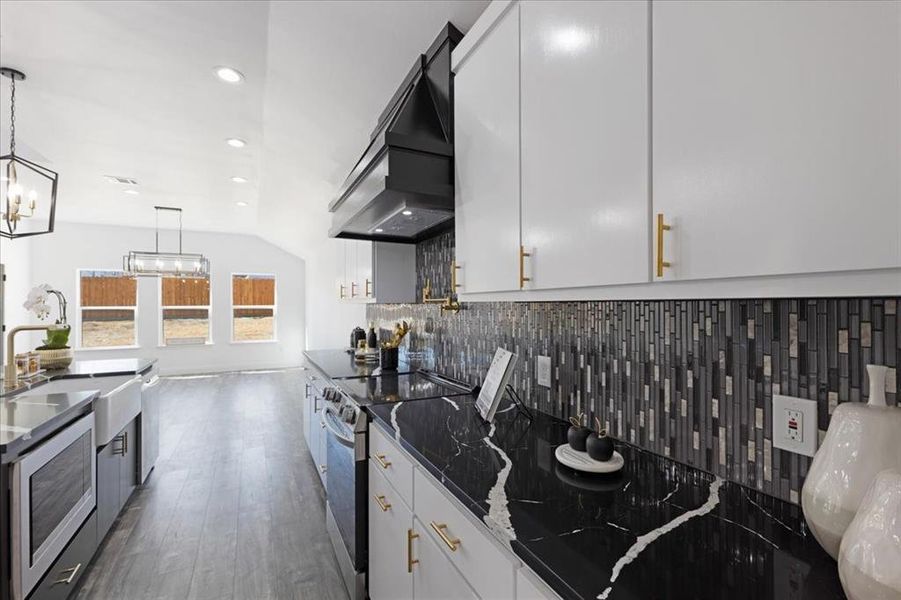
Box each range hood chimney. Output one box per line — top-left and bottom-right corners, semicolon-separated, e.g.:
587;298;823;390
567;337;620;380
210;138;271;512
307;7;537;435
329;23;463;243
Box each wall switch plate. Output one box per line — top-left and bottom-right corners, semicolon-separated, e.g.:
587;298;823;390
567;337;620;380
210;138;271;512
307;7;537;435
537;355;551;388
773;394;818;457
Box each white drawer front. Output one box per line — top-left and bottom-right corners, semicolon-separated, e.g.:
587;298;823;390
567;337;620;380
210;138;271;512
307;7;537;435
370;423;415;508
517;567;560;600
414;469;517;600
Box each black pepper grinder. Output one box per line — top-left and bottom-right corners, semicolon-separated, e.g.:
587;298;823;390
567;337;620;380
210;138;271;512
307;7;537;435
367;323;377;349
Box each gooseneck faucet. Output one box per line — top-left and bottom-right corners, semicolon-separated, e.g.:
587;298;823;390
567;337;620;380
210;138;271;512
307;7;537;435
4;325;51;389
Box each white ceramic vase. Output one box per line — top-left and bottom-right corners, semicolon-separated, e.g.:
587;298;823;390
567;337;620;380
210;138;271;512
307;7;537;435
801;366;901;559
838;469;901;600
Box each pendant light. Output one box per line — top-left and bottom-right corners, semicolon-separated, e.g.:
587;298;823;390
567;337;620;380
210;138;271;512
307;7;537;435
123;206;210;278
0;67;59;239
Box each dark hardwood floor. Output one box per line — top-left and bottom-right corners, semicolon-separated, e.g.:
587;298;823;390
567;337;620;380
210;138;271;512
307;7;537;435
76;369;348;600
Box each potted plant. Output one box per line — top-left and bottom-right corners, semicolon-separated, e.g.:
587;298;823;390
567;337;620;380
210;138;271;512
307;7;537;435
24;284;73;370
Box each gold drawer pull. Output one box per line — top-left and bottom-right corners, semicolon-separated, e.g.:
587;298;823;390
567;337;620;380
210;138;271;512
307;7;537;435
365;278;372;297
375;454;391;469
374;494;391;512
339;284;346;299
319;465;327;474
519;245;531;289
429;521;461;552
656;213;672;278
54;563;81;585
407;529;420;573
351;281;358;298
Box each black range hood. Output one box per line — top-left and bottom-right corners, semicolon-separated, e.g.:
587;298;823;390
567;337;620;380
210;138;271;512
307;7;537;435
329;24;463;243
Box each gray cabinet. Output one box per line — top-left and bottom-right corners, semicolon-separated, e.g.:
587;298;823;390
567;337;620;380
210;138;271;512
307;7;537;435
96;418;138;542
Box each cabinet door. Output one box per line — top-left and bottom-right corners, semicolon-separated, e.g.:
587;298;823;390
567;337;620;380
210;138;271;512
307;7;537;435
119;419;138;504
653;1;901;281
356;241;374;302
309;395;321;471
454;2;521;293
96;442;120;541
335;240;348;300
520;0;650;289
302;380;312;448
411;517;479;600
369;463;413;600
316;407;328;488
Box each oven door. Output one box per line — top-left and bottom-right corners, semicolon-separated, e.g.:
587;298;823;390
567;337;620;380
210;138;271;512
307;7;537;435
11;412;96;600
323;404;366;571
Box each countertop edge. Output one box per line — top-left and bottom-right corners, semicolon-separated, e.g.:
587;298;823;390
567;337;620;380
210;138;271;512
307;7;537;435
0;390;98;460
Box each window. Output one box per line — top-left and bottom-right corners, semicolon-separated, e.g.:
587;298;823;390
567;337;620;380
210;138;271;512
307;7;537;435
160;277;211;345
232;274;276;342
78;270;137;348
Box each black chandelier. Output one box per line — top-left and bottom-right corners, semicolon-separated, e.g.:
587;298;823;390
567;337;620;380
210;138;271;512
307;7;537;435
1;67;58;239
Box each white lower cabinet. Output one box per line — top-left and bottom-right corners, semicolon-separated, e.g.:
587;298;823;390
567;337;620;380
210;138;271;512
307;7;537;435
368;425;525;600
369;462;414;600
516;567;561;600
412;516;480;600
414;469;517;600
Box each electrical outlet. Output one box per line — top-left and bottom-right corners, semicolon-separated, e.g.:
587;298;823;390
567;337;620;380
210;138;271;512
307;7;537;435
773;394;818;457
537;355;551;388
786;409;803;442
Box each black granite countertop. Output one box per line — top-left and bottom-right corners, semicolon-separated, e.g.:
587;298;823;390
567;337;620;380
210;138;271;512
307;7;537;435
367;396;844;600
303;349;425;380
1;357;156;397
1;391;98;459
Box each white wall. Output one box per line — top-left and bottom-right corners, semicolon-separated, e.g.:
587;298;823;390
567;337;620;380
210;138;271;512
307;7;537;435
3;223;305;375
0;236;33;367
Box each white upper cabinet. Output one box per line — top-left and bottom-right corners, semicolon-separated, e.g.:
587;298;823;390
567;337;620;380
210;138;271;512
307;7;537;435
520;0;650;289
453;2;521;293
653;0;901;281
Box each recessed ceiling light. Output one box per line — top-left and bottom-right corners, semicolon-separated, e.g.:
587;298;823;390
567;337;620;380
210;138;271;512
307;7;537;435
236;201;248;207
375;228;384;233
402;210;413;216
231;176;248;183
226;137;246;148
123;189;140;195
215;66;244;84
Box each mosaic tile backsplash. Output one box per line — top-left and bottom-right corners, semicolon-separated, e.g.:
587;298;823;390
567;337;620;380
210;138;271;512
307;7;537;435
368;235;900;503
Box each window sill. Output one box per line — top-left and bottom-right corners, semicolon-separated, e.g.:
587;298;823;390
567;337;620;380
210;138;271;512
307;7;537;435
77;345;140;352
229;339;278;345
157;341;215;348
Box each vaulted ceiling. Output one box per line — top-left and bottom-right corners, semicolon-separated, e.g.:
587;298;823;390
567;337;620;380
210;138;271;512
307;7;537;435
0;0;488;258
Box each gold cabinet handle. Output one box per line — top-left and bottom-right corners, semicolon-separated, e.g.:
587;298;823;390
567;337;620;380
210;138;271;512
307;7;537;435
319;465;327;473
373;494;391;512
451;260;461;289
519;245;531;289
365;278;372;297
123;431;128;455
407;529;420;573
429;521;461;552
53;563;81;585
375;453;391;469
656;213;672;278
351;281;358;298
339;284;346;299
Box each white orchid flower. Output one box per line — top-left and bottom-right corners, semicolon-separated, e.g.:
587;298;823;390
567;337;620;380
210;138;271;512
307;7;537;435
24;284;53;320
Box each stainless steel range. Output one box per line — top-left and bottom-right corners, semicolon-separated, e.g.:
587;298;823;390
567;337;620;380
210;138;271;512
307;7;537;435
304;353;472;600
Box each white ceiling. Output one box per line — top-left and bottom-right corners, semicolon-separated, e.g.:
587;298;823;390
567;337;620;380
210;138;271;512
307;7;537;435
0;0;488;258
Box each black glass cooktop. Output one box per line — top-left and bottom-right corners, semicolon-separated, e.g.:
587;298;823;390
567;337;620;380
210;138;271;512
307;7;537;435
303;349;421;379
337;372;472;406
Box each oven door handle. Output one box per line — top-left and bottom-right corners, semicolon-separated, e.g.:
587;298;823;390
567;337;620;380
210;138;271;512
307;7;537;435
322;405;355;449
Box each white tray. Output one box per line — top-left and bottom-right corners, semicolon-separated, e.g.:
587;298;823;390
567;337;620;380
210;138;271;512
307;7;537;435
555;444;624;474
